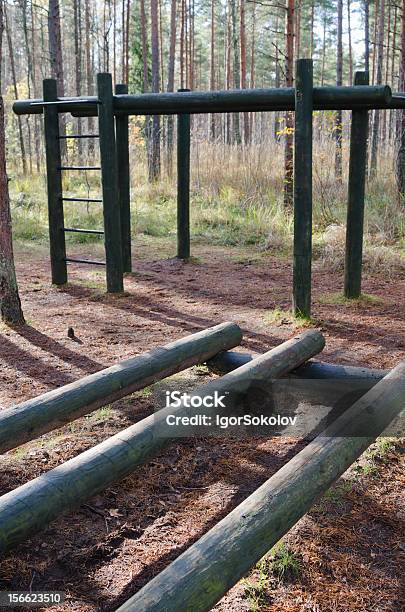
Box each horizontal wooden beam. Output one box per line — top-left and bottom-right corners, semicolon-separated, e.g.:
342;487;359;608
206;351;387;381
0;322;242;454
12;85;395;118
117;359;405;612
0;330;325;553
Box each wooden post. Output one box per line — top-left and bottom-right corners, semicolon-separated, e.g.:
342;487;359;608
177;89;191;259
43;79;67;285
0;322;242;454
344;72;369;298
97;73;124;292
0;330;324;553
293;59;313;318
117;359;405;612
115;83;132;273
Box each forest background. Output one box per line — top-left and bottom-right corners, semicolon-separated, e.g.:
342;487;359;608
2;0;405;275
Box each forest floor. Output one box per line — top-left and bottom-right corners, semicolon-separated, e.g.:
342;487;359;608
0;236;404;612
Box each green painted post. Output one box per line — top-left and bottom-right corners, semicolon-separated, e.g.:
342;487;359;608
98;73;124;292
293;59;313;319
177;89;191;259
344;72;369;298
115;83;132;273
43;79;67;285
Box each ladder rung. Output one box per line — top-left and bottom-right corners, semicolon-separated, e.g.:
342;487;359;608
62;197;103;203
64;228;104;235
65;257;106;266
58;134;100;139
59;166;101;171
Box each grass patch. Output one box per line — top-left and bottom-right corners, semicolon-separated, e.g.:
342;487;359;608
268;542;301;581
87;406;113;422
263;307;317;328
313;480;354;513
243;561;269;612
318;292;383;307
134;386;154;398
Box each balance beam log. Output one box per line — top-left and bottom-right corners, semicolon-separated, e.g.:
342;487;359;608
207;350;387;381
0;330;324;553
12;85;393;117
117;360;405;612
0;322;242;454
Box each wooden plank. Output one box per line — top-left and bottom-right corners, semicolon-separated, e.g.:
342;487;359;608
0;322;242;454
0;330;325;553
98;73;124;292
115;83;132;273
344;72;369;298
293;59;313;318
177;89;191;259
117;359;405;612
43;79;67;285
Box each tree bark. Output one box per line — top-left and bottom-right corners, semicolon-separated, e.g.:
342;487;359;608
364;0;369;72
369;0;385;178
240;0;249;143
284;0;294;207
335;0;343;180
73;0;83;163
0;2;25;325
231;0;241;144
4;4;26;173
396;0;405;199
166;0;177;172
48;0;66;142
347;0;353;85
150;0;161;180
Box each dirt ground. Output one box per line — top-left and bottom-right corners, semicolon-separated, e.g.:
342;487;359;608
0;237;404;612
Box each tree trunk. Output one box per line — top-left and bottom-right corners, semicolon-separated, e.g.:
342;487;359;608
166;0;177;173
321;11;327;85
369;0;385;178
335;0;343;180
0;3;24;325
74;0;83;164
85;0;94;159
389;4;398;143
364;0;369;72
231;0;241;145
150;0;161;180
210;0;216;140
240;0;249;144
396;0;405;200
48;0;66;142
347;0;353;85
284;0;294;207
4;5;26;173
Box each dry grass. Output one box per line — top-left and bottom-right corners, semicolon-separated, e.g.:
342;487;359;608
8;137;405;273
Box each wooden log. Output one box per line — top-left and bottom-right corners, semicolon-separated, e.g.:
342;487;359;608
293;59;313;318
207;351;387;381
344;72;369;298
117;360;405;612
0;330;324;553
43;79;67;285
12;85;393;117
177;89;191;259
115;84;132;273
98;73;124;292
0;323;242;455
